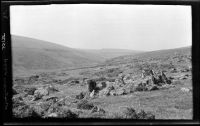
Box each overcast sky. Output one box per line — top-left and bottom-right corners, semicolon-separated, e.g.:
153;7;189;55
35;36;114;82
10;4;191;51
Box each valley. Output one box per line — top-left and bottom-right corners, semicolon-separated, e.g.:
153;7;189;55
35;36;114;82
12;36;192;119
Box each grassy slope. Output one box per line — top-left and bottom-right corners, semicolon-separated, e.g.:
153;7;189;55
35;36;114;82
12;35;141;74
105;46;191;65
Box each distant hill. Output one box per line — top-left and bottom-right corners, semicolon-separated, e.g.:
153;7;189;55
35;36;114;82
105;46;191;65
81;48;143;60
12;35;141;74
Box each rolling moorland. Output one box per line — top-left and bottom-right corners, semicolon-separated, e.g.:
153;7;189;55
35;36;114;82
12;35;142;76
12;35;192;119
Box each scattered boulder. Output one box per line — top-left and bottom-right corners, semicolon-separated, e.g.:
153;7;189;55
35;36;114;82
149;70;171;85
141;71;145;79
56;98;67;107
181;87;192;92
27;75;39;84
98;88;111;97
91;106;98;113
13;88;18;95
71;80;80;84
36;101;52;112
141;69;155;78
170;68;178;73
44;96;58;103
147;85;159;91
116;75;126;85
160;71;171;84
124;79;134;84
33;85;59;101
46;104;60;115
46;85;59;94
46;105;78;118
82;91;91;100
106;81;115;88
68;80;80;86
184;74;190;77
33;88;49;100
47;113;58;118
97;108;106;114
90;90;95;98
35;87;49;96
98;83;115;97
75;92;86;100
87;79;97;93
110;90;116;96
181;69;190;72
30;105;46;117
12;95;25;108
150;74;160;85
95;81;106;91
115;88;126;96
13;104;40;118
123;74;132;83
107;85;115;91
123;84;135;94
54;96;79;108
24;87;37;95
159;84;175;90
91;106;106;114
168;76;174;80
180;74;191;80
179;76;187;80
26;95;35;101
101;81;107;89
135;83;148;91
33;94;44;101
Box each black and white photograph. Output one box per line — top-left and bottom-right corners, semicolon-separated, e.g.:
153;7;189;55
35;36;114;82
10;4;193;119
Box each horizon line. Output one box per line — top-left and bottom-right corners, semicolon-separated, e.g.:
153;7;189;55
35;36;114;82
11;34;191;52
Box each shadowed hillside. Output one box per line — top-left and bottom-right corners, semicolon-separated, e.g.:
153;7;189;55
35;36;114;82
12;35;102;73
12;35;141;74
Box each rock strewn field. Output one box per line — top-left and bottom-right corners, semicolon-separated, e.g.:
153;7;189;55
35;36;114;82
12;46;192;119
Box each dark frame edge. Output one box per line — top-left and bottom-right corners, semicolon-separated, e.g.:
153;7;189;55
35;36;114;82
1;3;13;123
1;0;200;5
192;3;200;123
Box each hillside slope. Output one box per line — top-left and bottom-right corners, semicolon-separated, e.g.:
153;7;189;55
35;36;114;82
12;35;141;74
105;46;191;67
12;35;101;73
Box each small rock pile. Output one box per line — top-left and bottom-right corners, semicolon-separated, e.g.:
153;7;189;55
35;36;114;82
73;69;173;100
33;85;59;101
133;70;172;91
